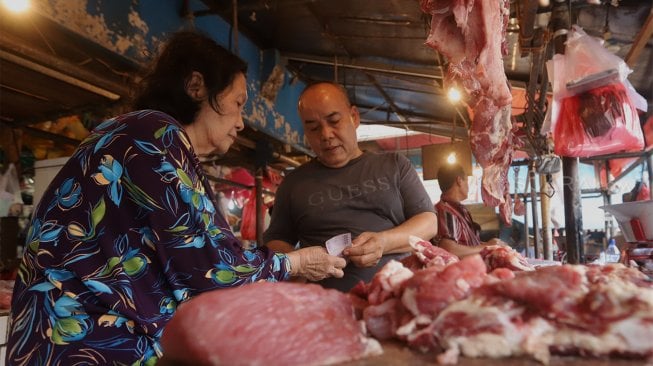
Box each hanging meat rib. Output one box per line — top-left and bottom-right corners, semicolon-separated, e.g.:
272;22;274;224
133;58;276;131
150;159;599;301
422;0;516;224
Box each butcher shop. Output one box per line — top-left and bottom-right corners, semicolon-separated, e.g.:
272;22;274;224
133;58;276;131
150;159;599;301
0;0;652;365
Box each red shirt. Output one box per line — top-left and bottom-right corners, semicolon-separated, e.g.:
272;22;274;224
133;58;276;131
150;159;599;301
434;196;481;247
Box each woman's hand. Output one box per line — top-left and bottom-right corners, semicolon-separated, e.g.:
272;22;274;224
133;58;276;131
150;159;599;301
286;247;346;281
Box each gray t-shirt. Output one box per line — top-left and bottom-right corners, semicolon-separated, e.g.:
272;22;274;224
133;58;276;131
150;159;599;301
264;151;435;292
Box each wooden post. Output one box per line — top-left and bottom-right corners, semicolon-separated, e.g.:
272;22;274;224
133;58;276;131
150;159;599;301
540;174;553;260
529;163;540;258
524;195;531;258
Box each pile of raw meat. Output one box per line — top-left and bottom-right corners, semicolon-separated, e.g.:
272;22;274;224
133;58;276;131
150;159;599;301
350;238;653;364
160;238;652;365
421;0;517;225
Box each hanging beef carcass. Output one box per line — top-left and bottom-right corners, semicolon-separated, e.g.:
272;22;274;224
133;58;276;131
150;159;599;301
421;0;516;224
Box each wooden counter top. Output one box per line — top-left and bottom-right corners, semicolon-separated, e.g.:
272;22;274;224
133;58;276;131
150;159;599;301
339;341;648;366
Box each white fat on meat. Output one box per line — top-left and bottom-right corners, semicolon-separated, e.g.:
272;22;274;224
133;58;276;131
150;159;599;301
433;297;555;364
380;260;414;291
609;317;653;354
359;334;384;358
551;317;653;357
480;245;534;272
407;236;459;269
549;279;653;356
401;287;421;317
432;265;653;363
366;260;414;305
455;278;471;292
395;314;432;338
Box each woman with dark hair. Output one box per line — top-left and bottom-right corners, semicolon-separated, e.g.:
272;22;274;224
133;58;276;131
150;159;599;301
6;31;345;365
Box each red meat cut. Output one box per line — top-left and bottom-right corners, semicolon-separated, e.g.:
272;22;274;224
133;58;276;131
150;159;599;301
480;245;534;272
433;264;653;363
161;282;382;366
404;236;459;271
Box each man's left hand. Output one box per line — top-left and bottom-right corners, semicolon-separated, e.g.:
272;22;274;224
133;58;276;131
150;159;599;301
343;232;386;267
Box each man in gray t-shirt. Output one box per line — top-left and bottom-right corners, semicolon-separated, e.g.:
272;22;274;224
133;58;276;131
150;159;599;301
263;82;437;292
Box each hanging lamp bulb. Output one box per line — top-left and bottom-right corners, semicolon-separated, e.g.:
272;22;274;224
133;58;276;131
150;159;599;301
2;0;29;12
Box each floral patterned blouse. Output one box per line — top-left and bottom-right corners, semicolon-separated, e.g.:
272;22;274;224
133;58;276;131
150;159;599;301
7;110;290;366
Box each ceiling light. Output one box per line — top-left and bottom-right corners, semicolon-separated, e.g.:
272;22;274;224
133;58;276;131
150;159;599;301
447;87;461;103
447;152;457;164
2;0;30;13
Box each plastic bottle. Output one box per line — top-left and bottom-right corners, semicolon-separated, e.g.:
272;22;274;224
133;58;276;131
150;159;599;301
605;239;621;263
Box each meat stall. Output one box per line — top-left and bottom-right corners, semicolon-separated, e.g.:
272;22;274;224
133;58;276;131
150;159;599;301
160;238;653;365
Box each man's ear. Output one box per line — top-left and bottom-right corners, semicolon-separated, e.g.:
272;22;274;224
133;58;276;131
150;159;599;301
185;71;206;101
350;105;360;128
456;175;465;186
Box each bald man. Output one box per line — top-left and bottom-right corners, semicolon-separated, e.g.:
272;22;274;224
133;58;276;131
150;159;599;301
264;82;437;292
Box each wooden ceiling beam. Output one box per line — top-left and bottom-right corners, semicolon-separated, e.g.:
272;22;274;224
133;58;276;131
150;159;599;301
0;32;131;101
0;120;81;146
625;8;653;68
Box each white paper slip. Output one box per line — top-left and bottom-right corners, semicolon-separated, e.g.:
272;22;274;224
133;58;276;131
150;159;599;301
326;233;352;257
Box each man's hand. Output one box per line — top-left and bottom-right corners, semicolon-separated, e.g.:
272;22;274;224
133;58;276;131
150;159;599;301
343;232;386;267
286;246;346;281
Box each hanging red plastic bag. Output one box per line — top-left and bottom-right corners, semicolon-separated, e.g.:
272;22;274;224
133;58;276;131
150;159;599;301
0;163;23;216
542;26;647;158
553;82;643;157
240;188;258;241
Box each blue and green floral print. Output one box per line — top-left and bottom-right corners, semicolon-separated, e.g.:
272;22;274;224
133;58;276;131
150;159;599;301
7;110;290;366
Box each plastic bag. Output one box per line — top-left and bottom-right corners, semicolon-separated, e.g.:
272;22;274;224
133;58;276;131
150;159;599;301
544;26;646;157
553;82;644;157
562;27;631;95
240;188;258;241
0;163;23;217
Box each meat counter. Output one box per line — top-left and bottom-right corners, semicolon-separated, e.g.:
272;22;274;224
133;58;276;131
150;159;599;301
340;341;648;366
